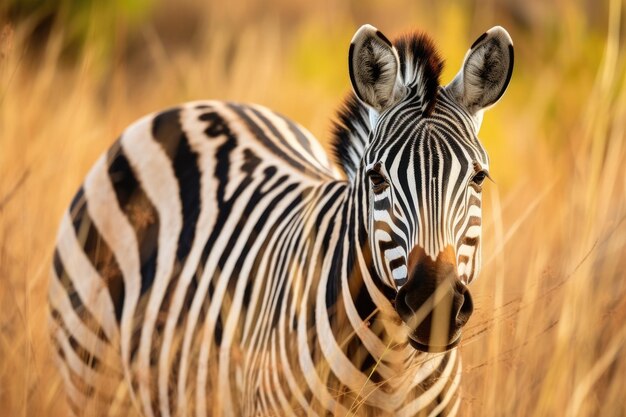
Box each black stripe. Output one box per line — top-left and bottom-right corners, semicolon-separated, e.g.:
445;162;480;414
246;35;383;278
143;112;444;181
70;193;125;323
151;108;201;264
375;29;393;47
325;185;349;321
470;32;488;49
348;43;363;103
389;257;405;271
69;186;85;219
107;144;160;296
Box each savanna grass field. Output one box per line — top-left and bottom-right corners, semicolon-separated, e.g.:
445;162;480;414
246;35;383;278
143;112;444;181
1;0;626;416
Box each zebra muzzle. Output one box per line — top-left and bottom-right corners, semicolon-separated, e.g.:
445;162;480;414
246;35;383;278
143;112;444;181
395;246;474;352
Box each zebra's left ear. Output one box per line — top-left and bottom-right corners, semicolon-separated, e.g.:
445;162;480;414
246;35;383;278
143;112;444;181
446;26;514;117
349;24;404;114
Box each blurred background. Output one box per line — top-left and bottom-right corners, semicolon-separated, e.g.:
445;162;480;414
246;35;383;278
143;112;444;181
1;0;625;416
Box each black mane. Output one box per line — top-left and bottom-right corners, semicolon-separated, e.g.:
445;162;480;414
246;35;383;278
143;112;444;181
330;31;444;180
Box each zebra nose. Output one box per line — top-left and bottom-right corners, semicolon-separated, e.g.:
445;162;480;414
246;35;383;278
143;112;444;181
395;245;473;351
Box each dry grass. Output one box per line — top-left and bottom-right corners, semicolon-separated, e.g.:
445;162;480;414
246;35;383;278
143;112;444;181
1;0;626;416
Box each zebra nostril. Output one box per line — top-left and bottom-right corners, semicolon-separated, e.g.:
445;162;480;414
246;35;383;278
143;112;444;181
455;286;473;327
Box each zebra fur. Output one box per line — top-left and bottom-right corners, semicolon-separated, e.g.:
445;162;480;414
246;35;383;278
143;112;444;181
48;24;513;417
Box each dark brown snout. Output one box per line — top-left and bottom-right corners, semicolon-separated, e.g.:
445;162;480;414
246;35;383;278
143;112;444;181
395;245;474;352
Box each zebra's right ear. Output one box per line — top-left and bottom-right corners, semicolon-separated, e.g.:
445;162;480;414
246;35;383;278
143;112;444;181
349;24;403;113
446;26;514;117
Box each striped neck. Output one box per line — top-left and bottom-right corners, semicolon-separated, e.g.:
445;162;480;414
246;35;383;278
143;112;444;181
325;178;417;374
313;178;454;413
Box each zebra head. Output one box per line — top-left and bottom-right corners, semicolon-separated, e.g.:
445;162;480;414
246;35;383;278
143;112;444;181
348;25;513;352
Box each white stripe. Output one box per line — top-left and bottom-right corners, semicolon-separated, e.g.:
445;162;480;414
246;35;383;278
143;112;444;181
83;152;142;405
392;265;408;281
56;213;119;342
427;355;461;416
410;353;445;388
50;331;87;411
448;395;461;417
397;349;457;416
121;119;183;417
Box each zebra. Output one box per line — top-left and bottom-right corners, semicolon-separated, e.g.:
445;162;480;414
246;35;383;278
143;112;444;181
48;23;513;417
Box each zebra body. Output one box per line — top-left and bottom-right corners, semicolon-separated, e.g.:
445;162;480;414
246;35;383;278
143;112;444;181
49;25;513;416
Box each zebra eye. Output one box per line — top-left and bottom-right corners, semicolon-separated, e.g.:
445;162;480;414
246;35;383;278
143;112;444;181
367;164;389;193
472;171;487;186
